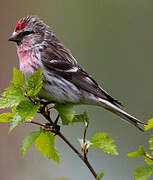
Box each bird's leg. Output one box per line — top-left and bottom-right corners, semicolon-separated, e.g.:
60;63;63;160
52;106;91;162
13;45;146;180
54;114;60;125
43;111;60;135
40;100;53;108
38;100;60;134
38;100;52;113
53;114;60;135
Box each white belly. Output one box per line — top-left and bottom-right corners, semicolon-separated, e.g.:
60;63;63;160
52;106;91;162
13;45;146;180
39;75;82;104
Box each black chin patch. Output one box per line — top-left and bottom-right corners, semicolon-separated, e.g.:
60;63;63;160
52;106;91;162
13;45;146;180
16;41;22;46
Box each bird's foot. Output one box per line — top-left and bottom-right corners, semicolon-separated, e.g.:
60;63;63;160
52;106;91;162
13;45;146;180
38;100;52;113
44;122;60;135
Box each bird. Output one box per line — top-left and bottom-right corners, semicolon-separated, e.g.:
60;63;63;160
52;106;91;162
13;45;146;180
8;16;144;131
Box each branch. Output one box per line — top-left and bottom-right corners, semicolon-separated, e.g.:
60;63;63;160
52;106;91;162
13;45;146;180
30;120;46;128
30;117;98;179
29;104;99;180
25;98;99;179
58;131;98;179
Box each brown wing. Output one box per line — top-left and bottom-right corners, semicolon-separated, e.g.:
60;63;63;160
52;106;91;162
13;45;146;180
42;59;122;107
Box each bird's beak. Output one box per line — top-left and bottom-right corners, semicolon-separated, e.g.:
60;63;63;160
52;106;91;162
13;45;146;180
8;32;19;42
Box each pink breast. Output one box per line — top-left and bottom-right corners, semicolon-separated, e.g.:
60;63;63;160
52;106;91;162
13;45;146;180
18;47;31;61
17;47;35;76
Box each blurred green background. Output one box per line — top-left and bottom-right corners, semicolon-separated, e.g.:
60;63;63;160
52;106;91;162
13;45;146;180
0;0;153;179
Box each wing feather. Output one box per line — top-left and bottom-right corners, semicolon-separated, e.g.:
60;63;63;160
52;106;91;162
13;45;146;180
42;59;123;107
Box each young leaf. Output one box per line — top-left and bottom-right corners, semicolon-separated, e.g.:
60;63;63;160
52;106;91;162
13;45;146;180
35;130;60;163
26;68;42;97
78;138;92;149
149;135;153;153
9;112;22;133
134;166;153;180
12;67;25;88
55;104;75;125
0;112;12;122
16;100;40;120
128;146;146;158
0;86;24;109
78;138;91;149
22;131;41;157
99;172;104;179
72;111;90;123
89;132;118;155
145;119;153;131
96;172;104;180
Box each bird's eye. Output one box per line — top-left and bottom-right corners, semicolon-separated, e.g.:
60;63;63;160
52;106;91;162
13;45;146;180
17;31;34;39
20;31;33;36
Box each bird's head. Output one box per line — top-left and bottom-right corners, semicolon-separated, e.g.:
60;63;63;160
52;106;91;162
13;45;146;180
8;16;53;48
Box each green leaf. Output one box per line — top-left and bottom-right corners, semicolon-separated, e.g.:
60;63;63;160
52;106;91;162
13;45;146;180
72;111;90;123
16;100;40;120
0;86;24;109
99;172;104;179
149;135;153;153
89;132;118;155
9;112;22;133
0;112;12;122
22;131;40;157
12;67;25;88
128;146;146;158
55;104;75;125
26;68;42;97
35;130;60;163
96;172;104;180
145;119;153;131
134;166;153;180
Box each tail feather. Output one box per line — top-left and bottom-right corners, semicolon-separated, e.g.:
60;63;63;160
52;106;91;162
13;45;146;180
98;98;145;131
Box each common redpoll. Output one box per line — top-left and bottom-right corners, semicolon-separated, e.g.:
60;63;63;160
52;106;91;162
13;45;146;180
8;16;144;131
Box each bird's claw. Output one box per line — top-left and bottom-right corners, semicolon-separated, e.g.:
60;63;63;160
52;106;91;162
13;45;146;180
44;122;60;135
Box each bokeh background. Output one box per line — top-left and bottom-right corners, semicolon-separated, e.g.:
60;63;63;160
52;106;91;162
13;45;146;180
0;0;153;179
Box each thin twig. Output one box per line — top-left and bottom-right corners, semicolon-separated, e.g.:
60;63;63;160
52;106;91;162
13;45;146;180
30;121;46;128
58;131;98;179
145;153;153;161
29;118;98;179
43;112;98;179
83;122;88;145
30;101;98;180
83;121;89;159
